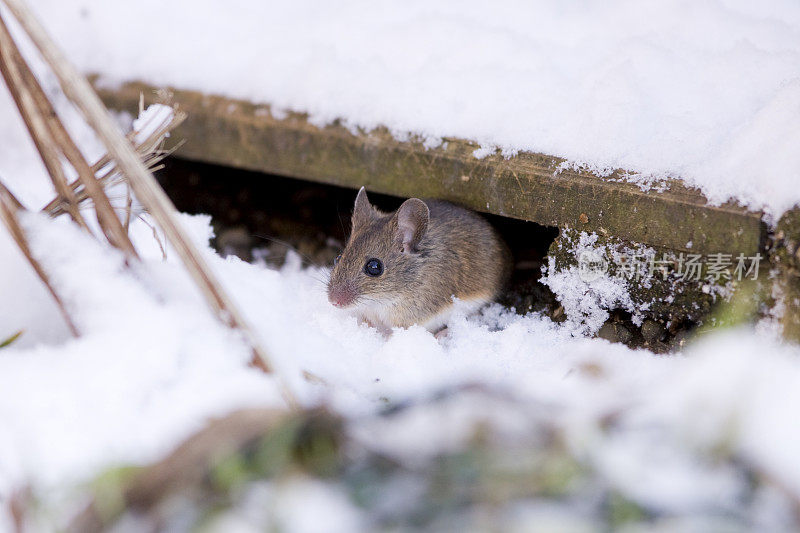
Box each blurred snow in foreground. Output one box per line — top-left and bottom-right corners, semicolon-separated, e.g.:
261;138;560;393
4;198;800;528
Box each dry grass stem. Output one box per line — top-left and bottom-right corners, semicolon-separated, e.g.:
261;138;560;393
0;180;80;337
0;9;138;257
1;0;292;405
123;186;133;233
0;14;89;232
43;116;186;218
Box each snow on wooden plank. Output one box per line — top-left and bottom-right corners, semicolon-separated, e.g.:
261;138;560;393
96;81;764;256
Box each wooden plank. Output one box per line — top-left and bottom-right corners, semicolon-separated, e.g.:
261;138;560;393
96;80;765;256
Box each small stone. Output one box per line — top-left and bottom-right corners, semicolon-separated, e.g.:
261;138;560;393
671;330;691;350
598;322;618;342
216;226;252;262
579;213;589;224
641;319;665;342
615;324;633;344
599;322;633;344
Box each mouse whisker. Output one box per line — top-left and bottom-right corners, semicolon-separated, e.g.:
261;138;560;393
251;233;332;269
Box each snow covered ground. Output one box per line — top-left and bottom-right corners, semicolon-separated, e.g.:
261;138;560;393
1;1;800;530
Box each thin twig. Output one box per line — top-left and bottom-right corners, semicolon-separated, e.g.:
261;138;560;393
0;10;139;258
0;14;89;232
123;185;133;233
43;119;186;218
0;180;80;337
135;214;167;260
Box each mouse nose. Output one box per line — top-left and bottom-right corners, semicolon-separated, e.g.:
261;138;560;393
328;284;356;308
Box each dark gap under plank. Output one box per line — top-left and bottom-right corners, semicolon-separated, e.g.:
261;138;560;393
96;79;765;256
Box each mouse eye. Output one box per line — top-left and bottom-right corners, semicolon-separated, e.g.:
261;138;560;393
334;254;342;265
364;258;384;277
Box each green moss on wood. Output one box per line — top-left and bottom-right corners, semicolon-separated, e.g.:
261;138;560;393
95;80;764;257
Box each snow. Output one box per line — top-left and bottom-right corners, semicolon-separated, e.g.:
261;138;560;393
131;102;173;145
0;212;283;490
14;0;800;220
541;250;637;335
1;2;800;530
4;190;800;524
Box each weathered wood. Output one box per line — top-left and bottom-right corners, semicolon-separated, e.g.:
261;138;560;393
96;81;765;256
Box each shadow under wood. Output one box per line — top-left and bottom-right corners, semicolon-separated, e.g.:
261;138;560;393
156;157;561;315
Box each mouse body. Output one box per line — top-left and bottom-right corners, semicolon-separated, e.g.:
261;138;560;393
327;187;511;334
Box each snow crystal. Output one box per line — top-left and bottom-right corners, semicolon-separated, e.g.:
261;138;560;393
541;256;635;336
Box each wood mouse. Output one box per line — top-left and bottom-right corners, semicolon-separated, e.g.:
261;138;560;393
327;187;511;336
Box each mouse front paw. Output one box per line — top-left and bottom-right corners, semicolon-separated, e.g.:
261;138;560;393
360;317;393;338
434;326;450;340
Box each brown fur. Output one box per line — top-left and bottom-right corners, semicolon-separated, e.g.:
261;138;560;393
327;188;511;331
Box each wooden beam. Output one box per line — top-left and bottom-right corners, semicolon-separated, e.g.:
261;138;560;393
96;80;765;256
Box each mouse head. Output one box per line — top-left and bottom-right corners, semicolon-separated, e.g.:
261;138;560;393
327;187;430;309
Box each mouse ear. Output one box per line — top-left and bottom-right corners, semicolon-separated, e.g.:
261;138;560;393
395;198;429;253
352;187;377;228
